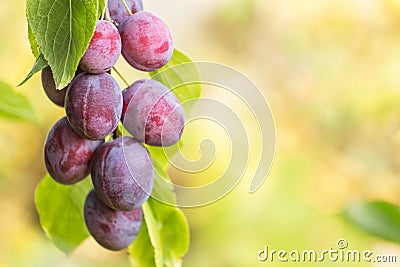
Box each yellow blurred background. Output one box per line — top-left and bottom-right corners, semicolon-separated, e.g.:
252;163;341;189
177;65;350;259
1;0;400;266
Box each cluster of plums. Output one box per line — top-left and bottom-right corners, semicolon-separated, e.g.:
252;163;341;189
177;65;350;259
42;0;185;250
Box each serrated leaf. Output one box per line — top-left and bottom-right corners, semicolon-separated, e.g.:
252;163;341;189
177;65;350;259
0;81;39;123
150;49;201;114
35;174;92;254
343;201;400;244
28;23;40;58
142;198;190;267
18;53;48;87
26;0;105;89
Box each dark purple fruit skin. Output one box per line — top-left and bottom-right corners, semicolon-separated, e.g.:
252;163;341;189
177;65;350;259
41;67;84;107
84;190;142;251
44;117;103;185
108;0;143;25
65;72;122;140
122;79;185;146
91;137;154;211
79;20;121;74
119;11;173;72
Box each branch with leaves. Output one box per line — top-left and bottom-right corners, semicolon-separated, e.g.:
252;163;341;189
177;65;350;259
21;0;201;266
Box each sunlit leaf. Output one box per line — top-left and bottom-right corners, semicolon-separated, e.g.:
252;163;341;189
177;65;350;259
142;198;190;267
128;222;156;267
151;160;177;205
35;174;92;254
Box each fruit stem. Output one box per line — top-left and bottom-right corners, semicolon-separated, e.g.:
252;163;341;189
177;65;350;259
121;0;133;16
112;67;130;87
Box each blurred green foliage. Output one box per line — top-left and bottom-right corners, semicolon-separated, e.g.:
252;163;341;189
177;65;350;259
0;81;38;123
343;201;400;244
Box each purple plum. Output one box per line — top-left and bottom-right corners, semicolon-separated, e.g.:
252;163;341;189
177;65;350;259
91;136;154;211
44;117;103;184
108;0;143;25
84;190;142;250
79;20;121;74
119;11;173;72
65;72;122;140
122;79;185;146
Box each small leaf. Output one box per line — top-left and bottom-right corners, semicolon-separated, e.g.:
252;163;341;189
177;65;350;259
35;174;92;254
18;54;48;87
128;222;156;267
26;0;105;88
150;49;202;114
342;201;400;244
28;23;40;58
143;198;190;267
0;81;39;123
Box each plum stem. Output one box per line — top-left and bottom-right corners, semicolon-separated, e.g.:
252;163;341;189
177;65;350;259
121;0;133;16
112;67;130;87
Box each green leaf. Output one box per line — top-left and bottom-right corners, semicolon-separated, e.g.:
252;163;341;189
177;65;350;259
0;81;39;123
129;157;186;266
35;174;92;254
97;0;106;17
146;142;180;171
151;159;177;209
26;0;105;89
150;49;202;114
143;198;190;267
18;54;48;87
128;222;156;267
143;200;164;267
342;201;400;244
28;23;40;58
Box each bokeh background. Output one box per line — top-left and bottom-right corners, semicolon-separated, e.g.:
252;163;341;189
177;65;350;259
1;0;400;266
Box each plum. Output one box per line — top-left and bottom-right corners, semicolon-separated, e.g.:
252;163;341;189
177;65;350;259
119;11;173;72
91;136;154;211
44;117;103;184
41;67;83;107
41;67;67;107
84;190;142;250
79;20;121;74
65;72;122;140
122;79;184;146
108;0;143;25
